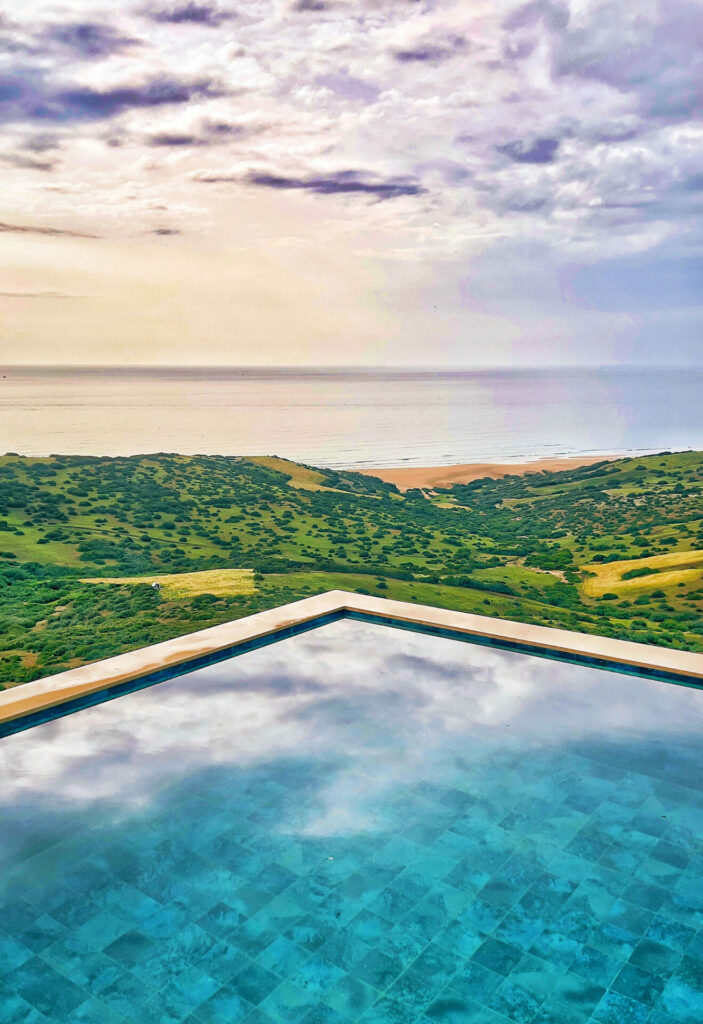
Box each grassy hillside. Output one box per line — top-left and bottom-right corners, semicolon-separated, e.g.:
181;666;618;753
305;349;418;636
0;450;701;686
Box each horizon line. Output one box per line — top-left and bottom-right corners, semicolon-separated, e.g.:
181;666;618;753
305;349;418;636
2;362;700;372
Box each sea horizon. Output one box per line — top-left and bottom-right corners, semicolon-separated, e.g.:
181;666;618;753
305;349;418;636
2;363;702;468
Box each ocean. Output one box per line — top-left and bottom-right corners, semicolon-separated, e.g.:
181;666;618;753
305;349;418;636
1;365;701;468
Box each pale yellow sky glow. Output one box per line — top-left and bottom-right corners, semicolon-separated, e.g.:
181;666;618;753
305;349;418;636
1;0;702;365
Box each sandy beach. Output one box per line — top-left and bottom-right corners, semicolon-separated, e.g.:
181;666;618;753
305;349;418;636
358;454;618;491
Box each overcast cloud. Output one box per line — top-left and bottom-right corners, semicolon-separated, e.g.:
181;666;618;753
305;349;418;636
0;0;701;365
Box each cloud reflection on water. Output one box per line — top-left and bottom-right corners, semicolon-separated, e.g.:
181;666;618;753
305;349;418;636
1;620;702;838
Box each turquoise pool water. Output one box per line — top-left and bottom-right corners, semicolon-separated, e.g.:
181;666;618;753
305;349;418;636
1;619;702;1024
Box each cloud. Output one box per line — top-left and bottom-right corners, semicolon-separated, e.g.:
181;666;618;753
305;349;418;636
0;220;99;238
682;173;703;192
243;170;426;199
22;132;61;152
40;22;140;59
1;152;56;171
315;72;380;104
2;617;703;828
551;0;703;121
502;0;569;33
0;70;224;124
149;131;201;146
196;168;426;200
58;77;224;121
497;137;560;164
291;0;330;11
0;290;84;298
146;120;246;146
393;36;467;63
0;0;701;365
143;2;234;25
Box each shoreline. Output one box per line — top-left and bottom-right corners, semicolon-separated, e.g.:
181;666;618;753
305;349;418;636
357;454;619;491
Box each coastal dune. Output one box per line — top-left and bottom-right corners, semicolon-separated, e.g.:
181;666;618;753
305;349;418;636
359;455;616;491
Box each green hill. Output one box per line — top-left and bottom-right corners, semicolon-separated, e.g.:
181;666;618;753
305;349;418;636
0;450;701;686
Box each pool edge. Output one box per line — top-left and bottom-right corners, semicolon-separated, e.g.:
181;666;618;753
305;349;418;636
1;589;702;733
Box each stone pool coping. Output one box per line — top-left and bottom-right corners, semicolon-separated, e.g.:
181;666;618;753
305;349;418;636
2;589;703;730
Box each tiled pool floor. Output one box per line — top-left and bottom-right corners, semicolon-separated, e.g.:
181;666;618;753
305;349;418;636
1;619;702;1023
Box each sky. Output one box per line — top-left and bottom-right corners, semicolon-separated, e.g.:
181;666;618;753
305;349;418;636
0;0;702;367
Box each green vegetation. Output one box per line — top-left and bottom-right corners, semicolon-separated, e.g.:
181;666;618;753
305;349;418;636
581;547;703;598
82;568;255;599
1;450;702;687
621;566;660;581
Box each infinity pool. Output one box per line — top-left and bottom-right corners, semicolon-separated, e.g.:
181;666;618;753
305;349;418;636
1;619;702;1023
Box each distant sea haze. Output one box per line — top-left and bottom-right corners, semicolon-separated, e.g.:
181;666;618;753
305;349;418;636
1;365;702;468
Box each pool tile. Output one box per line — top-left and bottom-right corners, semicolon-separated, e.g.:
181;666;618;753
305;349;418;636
660;954;703;1023
350;948;400;990
449;960;502;1004
652;840;691;870
648;1011;692;1024
612;961;666;1003
420;991;508;1023
234;962;282;1005
490;977;542;1023
197;901;246;940
505;953;561;998
366;886;416;923
325;973;377;1017
530;1006;588;1024
588;920;638;960
688;929;703;959
592;989;650;1024
540;970;605;1018
0;988;50;1024
197;985;254;1024
256;865;298;897
622;881;669;912
491;904;543;951
260;979;317;1023
242;1010;279;1024
141;978;217;1024
567;944;620;987
103;927;159;968
290;955;346;998
0;932;34;973
193;939;251;985
358;993;407;1024
44;898;98;931
170;923;218;964
258;937;310;976
413;939;463;987
457;896;506;933
298;1006;350;1024
3;620;703;1024
628;936;681;975
97;970;149;1018
13;915;67;955
173;964;221;1006
283;917;331;956
374;922;426;963
646;913;697;951
662;891;703;930
70;995;127;1024
71;910;132;953
470;936;523;975
3;957;86;1018
52;947;124;995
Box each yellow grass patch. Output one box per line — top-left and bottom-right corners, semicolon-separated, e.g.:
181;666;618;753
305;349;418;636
81;568;256;599
247;456;333;491
581;549;703;598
